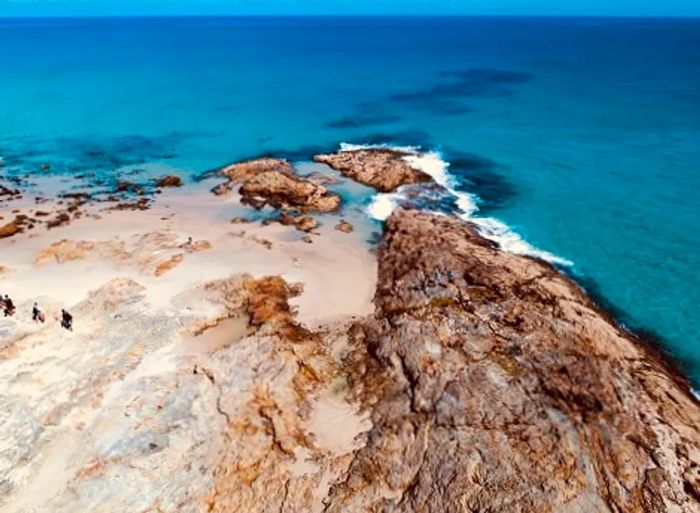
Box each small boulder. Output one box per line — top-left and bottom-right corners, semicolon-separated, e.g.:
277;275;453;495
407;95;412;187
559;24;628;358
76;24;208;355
0;222;21;239
335;220;354;233
154;175;183;188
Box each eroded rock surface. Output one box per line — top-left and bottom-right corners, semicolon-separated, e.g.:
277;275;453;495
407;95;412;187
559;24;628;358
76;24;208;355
213;157;341;213
239;171;340;213
34;231;211;276
2;205;698;513
314;149;432;192
0;274;368;513
325;209;700;513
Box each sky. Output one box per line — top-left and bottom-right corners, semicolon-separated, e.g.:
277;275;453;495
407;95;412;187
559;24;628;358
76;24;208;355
1;0;699;17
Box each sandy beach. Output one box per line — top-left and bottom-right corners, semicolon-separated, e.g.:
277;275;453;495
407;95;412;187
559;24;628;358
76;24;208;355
0;160;378;512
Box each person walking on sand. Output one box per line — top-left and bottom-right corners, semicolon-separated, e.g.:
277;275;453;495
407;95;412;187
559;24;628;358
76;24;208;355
3;295;15;317
61;309;73;331
32;302;45;323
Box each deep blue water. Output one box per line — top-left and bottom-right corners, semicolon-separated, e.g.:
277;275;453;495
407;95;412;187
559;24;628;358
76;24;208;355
1;16;699;382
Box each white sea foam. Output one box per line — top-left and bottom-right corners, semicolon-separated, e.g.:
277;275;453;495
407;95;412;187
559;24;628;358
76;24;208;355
342;142;573;266
339;142;420;154
367;190;405;221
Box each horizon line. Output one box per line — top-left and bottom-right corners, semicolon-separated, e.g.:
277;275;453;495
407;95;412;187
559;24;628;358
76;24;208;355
1;13;699;20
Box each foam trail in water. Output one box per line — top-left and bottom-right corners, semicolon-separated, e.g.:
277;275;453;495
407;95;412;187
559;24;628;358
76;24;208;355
404;150;573;266
340;142;420;154
346;142;572;266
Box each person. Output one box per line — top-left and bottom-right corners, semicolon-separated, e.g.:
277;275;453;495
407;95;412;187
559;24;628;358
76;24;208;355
61;309;73;331
32;302;45;323
3;295;14;317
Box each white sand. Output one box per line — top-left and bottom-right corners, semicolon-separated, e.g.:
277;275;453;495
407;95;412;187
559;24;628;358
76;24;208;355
0;177;379;512
0;179;377;326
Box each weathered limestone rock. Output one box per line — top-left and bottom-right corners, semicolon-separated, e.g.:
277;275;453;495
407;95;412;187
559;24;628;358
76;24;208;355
0;274;369;513
314;149;432;192
35;239;129;265
324;209;700;513
213;157;341;213
212;158;294;196
239;171;340;213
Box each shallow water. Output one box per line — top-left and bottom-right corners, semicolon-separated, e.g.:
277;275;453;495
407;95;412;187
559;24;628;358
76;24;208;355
1;16;699;382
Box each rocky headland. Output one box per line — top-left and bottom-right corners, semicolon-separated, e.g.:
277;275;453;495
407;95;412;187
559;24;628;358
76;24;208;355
1;147;698;512
314;148;432;192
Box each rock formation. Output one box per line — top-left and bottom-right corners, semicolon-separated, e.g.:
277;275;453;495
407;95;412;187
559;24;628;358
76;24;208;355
214;158;295;196
154;175;183;188
239;171;340;213
0;221;21;239
314;149;432;192
273;212;319;233
335;220;354;233
213;157;341;213
325;209;700;512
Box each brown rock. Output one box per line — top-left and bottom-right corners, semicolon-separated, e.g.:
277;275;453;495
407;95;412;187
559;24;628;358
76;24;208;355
109;197;150;211
212;158;340;213
213;158;294;196
324;209;700;513
301;235;313;244
335;220;354;233
0;184;20;198
46;212;71;228
154;175;183;188
314;149;432;192
276;213;318;233
239;171;340;213
0;222;21;239
114;181;142;194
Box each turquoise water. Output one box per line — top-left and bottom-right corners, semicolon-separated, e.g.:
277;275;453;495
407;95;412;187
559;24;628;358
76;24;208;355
1;17;699;382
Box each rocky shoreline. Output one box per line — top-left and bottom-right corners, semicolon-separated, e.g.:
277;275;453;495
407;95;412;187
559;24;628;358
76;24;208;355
335;209;700;512
1;147;698;512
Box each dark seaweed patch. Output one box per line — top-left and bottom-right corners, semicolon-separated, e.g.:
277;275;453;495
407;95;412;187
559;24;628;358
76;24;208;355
442;149;518;211
325;113;402;129
0;131;209;180
438;68;533;85
389;67;532;113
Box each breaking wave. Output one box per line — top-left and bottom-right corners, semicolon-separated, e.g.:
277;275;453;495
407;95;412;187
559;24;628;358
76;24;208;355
341;143;573;267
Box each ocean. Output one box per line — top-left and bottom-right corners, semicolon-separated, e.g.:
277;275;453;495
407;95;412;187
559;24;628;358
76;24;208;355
1;16;699;382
